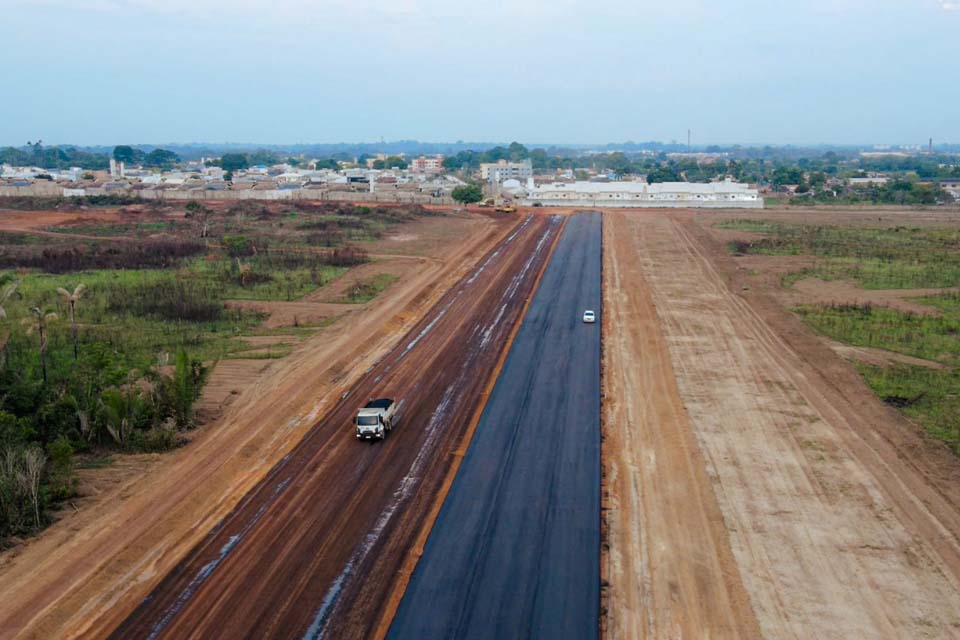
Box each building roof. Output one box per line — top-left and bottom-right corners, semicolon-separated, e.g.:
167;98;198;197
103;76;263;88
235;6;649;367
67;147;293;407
530;180;755;195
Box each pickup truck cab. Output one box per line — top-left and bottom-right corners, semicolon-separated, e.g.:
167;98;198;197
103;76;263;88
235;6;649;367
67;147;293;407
356;398;397;440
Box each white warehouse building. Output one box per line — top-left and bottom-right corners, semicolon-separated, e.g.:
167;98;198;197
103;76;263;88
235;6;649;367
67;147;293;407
522;179;762;209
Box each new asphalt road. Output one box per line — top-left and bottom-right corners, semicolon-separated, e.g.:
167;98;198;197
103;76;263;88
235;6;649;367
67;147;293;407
389;211;602;640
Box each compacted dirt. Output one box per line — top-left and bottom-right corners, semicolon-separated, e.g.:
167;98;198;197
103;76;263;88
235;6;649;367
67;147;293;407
603;209;960;639
104;214;563;639
0;211;514;639
602;213;761;639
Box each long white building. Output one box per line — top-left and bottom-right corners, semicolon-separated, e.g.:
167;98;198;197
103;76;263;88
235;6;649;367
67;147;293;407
523;179;762;208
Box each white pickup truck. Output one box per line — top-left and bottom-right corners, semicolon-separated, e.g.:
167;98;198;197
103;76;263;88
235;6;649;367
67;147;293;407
355;398;397;441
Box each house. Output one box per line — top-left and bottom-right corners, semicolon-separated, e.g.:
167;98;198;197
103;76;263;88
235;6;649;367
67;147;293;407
941;179;960;200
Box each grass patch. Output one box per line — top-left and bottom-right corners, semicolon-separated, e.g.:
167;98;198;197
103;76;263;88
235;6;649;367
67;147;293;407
795;302;960;453
337;273;398;304
720;220;960;289
858;364;960;453
918;292;960;316
7;269;264;371
794;303;960;365
226;345;294;359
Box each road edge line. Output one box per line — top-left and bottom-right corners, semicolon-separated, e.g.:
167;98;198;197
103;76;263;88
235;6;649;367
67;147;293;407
371;213;569;640
598;209;609;639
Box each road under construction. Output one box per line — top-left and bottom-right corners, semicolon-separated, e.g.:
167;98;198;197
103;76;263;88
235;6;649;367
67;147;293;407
109;212;608;639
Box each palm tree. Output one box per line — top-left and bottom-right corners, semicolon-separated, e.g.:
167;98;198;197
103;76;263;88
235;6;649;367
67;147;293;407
98;388;139;446
24;307;57;384
56;283;86;360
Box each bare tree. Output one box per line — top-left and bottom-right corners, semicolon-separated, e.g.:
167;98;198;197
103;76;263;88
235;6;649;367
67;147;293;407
56;283;86;360
185;201;213;238
236;257;252;287
24;307;58;384
20;448;44;528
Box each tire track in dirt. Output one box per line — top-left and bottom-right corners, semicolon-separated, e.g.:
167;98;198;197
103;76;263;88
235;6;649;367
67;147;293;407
107;214;563;640
601;211;761;639
0;213;508;640
631;210;960;638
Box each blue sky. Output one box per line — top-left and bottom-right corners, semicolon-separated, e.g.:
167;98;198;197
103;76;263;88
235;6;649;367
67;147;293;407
1;0;957;146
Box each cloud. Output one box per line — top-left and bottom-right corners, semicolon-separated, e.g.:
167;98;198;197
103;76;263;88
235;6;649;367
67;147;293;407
940;0;959;9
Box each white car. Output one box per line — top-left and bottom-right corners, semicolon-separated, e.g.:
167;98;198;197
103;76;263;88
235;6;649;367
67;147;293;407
582;310;596;324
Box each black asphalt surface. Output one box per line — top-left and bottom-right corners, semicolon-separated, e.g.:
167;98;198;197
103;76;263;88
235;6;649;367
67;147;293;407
388;211;602;640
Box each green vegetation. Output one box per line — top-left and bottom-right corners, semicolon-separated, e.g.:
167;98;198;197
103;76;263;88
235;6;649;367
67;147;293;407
451;184;484;204
795;301;960;454
0;143;109;170
732;219;960;454
338;273;398;304
794;303;960;364
113;145;180;168
0;200;432;544
0;269;224;542
720;220;960;289
46;221;182;237
858;364;960;453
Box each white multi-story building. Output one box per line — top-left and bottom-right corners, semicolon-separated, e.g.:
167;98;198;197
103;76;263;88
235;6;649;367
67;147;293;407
481;159;533;182
523;179;762;208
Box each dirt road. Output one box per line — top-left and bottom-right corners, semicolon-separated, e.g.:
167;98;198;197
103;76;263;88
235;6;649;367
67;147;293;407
602;212;761;639
0;213;511;640
108;214;563;639
604;210;960;638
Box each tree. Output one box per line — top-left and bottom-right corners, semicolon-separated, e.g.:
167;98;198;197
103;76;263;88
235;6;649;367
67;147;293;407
98;387;143;446
21;447;44;528
451;184;484;204
23;308;57;384
143;148;180;168
220;153;249;173
56;284;86;360
160;350;209;428
184;200;213;238
113;145;143;165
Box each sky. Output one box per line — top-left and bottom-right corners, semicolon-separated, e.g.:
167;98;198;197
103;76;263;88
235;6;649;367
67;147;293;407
0;0;958;147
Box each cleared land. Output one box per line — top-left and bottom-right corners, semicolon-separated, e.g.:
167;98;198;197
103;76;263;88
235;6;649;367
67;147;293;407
604;208;960;638
602;212;760;639
108;214;562;639
0;207;515;639
390;212;601;640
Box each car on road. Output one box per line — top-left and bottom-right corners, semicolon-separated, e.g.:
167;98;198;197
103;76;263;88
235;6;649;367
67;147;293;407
582;310;596;323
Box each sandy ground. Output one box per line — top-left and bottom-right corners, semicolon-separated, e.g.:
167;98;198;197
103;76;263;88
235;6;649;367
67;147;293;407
603;209;960;638
0;211;512;639
601;213;760;639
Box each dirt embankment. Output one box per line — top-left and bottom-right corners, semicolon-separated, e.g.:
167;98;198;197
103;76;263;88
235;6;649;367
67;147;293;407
0;212;512;640
617;209;960;638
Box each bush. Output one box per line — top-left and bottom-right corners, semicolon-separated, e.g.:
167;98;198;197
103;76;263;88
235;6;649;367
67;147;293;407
223;235;255;258
107;279;225;322
452;184;483;204
0;240;205;273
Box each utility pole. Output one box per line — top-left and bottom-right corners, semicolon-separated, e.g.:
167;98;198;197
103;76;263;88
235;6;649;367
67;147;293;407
687;129;691;153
